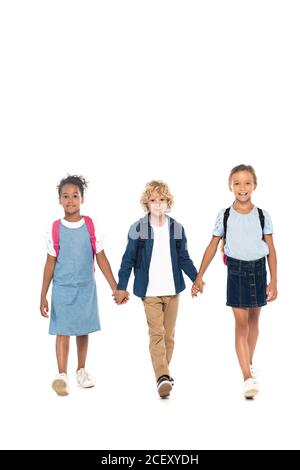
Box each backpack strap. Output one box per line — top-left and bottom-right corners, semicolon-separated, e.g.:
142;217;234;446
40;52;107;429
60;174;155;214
257;208;265;239
169;218;182;252
52;219;61;257
223;207;231;240
138;238;145;248
83;216;97;256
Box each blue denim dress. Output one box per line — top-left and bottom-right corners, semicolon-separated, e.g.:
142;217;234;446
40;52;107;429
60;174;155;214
49;223;100;336
226;256;267;308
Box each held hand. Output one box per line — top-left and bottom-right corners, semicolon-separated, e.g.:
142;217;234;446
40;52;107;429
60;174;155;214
120;291;130;304
191;278;205;298
40;297;49;317
112;290;130;305
266;281;277;302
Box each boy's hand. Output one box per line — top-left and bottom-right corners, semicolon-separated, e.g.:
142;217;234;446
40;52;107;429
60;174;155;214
113;290;130;305
191;277;205;297
266;281;277;302
40;297;49;317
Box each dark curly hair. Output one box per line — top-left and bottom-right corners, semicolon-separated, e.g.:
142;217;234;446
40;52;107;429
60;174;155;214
57;175;89;197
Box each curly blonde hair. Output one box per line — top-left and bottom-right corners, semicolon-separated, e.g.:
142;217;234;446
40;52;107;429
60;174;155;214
140;180;174;212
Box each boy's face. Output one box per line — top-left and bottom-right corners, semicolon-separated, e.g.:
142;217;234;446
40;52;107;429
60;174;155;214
229;170;256;203
148;191;168;216
59;184;83;215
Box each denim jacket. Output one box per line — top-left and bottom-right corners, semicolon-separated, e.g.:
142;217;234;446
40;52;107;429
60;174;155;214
117;214;198;298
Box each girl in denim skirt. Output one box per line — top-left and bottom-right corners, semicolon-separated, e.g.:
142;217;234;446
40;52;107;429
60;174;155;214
192;165;277;398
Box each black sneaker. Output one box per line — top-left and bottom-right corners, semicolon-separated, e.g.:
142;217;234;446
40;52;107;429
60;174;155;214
157;375;172;398
169;376;175;387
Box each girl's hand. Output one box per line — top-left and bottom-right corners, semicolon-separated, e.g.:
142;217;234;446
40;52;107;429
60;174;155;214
266;281;277;302
40;297;49;317
120;291;130;304
191;278;205;297
113;290;130;305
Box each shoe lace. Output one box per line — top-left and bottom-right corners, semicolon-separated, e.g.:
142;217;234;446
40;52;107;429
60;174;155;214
82;370;93;381
245;378;257;386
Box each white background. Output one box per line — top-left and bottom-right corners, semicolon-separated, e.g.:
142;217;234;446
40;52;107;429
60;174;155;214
0;0;299;450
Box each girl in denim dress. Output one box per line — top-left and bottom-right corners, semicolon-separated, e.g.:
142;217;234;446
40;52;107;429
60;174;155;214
192;165;278;399
40;175;123;396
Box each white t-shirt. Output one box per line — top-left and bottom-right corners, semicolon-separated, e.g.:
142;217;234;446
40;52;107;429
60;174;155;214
146;222;176;297
45;218;104;257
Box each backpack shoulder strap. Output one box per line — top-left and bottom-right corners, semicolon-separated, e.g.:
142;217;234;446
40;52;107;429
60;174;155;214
257;208;265;239
223;207;231;240
83;216;97;255
134;222;145;252
52;219;61;257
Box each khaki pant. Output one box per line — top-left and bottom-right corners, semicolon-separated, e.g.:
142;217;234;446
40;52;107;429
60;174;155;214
142;295;180;380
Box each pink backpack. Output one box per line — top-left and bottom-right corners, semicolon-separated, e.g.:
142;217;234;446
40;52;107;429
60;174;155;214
52;215;97;258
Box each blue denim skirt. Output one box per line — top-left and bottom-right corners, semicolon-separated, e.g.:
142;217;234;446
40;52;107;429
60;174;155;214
226;256;267;308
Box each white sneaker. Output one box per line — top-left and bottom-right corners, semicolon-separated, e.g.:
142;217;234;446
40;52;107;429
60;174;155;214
243;377;259;398
76;368;95;388
250;364;259;379
52;373;69;396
